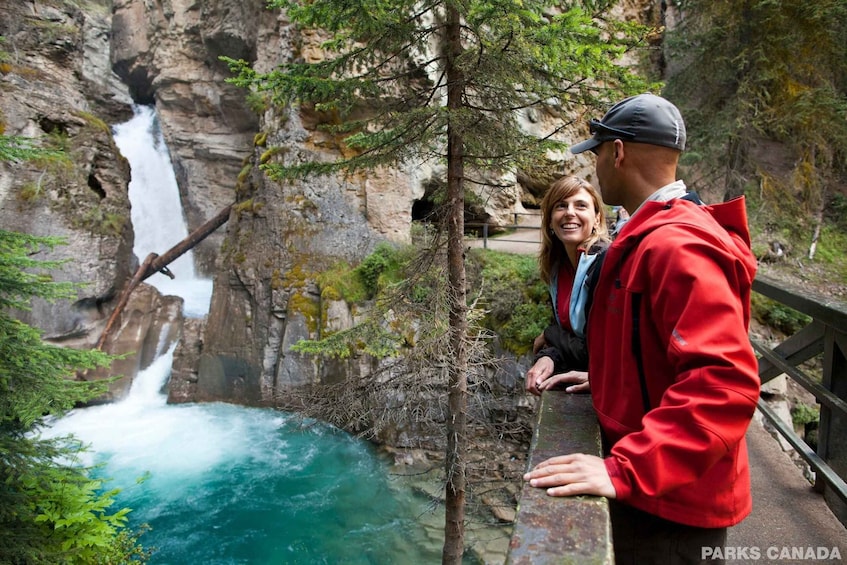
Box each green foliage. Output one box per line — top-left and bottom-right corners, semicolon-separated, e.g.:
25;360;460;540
353;241;403;299
0;229;148;563
468;249;549;354
300;243;549;358
750;293;812;335
665;0;847;203
497;302;550;354
318;260;368;304
791;403;820;428
291;315;405;358
223;0;656;181
0;134;65;164
1;434;152;564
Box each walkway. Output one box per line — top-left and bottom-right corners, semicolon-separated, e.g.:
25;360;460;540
728;415;846;561
466;210;541;255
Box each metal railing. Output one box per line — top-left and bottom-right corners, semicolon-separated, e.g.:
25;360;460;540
464;212;541;249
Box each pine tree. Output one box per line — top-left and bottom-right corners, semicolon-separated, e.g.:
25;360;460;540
224;2;653;560
0;136;149;563
665;1;847;217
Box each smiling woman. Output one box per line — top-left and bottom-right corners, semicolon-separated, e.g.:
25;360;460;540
525;176;609;396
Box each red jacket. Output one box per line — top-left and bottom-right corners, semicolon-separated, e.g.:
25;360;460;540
587;196;760;528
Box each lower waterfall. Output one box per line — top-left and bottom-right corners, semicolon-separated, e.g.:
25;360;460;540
41;106;443;563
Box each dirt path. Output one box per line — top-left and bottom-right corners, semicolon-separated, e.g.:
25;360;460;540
466;210;541;255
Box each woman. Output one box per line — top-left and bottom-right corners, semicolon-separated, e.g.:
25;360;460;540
525;176;609;395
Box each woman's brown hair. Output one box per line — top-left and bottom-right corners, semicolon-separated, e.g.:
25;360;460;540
538;176;609;285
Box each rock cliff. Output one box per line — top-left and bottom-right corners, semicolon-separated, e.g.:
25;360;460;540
0;0;183;399
2;0;664;410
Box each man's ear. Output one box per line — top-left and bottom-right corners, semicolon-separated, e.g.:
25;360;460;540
613;139;625;166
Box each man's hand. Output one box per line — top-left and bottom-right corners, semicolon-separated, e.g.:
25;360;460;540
523;453;617;498
538;370;589;393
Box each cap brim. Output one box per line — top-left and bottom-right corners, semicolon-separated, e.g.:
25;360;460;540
570;137;601;155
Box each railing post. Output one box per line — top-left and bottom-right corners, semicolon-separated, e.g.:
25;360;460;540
483;222;489;249
821;324;847;523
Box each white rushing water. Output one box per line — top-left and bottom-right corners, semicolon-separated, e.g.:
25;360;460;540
39;105;443;563
43;339;286;487
112;105;212;318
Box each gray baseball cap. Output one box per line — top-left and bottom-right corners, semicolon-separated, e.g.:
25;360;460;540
570;93;686;154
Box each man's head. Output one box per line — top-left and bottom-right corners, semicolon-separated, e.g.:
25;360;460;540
571;94;686;212
570;93;686;155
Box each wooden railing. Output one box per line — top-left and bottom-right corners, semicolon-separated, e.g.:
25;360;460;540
507;393;613;564
506;274;847;562
751;274;847;526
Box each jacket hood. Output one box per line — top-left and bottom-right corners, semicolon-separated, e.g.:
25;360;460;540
613;195;756;283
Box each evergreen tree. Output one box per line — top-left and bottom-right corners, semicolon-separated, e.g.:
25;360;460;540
0;136;149;563
224;2;653;560
665;1;847;235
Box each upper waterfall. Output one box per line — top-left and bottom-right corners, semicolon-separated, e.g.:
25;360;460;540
112;105;213;318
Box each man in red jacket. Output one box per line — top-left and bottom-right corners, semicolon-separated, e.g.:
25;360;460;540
524;93;760;564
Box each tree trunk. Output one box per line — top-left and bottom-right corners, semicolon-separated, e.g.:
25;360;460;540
808;187;827;260
442;5;468;564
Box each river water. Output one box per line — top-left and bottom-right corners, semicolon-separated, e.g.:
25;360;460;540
41;106;443;564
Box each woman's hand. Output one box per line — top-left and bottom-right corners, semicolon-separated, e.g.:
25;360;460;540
525;356;554;396
538;370;589;393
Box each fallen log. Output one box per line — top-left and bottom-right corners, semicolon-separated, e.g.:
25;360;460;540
95;203;232;351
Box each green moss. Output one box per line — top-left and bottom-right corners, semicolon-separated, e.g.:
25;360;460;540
237;164;252;185
234;198;264;217
72;110;110;134
288;291;320;335
791;403;819;428
270;269;283;290
318;260;368;304
19;182;42;201
254;132;268;147
283;262;311;291
260;146;284;164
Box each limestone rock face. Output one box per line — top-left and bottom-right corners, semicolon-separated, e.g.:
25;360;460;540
0;0;188;400
111;0;262;275
0;1;135;333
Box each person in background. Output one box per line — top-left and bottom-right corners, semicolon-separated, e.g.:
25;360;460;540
525;175;609;396
523;93;760;564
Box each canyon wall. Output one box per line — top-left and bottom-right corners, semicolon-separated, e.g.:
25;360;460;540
1;0;664;407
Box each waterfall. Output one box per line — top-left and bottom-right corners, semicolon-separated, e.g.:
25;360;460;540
37;105;443;563
112;105;212;318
